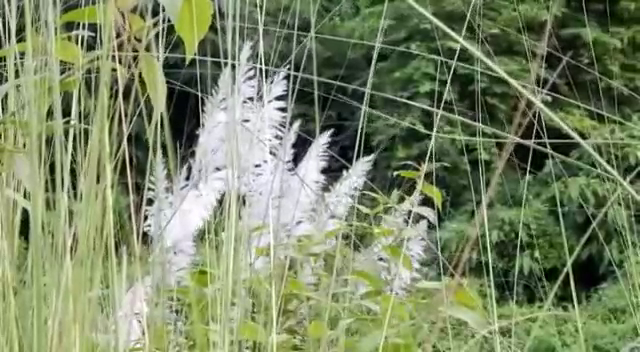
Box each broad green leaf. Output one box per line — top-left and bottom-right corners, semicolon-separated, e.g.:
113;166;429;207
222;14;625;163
0;37;83;65
307;320;329;339
0;42;32;58
173;0;213;63
58;4;106;25
55;38;83;65
239;321;267;343
138;51;167;113
420;182;443;210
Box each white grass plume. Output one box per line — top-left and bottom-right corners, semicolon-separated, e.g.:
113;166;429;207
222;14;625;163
109;41;441;349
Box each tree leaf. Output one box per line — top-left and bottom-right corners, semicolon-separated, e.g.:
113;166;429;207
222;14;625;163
0;42;33;58
0;37;83;66
173;0;213;64
138;51;167;113
307;320;329;339
58;4;107;25
420;182;443;210
55;38;83;65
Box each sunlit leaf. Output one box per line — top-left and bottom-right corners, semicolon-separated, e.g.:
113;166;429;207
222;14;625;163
58;4;107;25
173;0;213;64
420;182;443;210
0;42;33;58
55;38;83;65
138;51;167;113
0;37;83;66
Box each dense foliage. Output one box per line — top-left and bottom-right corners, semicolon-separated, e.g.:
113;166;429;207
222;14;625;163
201;0;640;302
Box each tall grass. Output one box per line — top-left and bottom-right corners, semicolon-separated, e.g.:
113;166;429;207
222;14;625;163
0;0;638;351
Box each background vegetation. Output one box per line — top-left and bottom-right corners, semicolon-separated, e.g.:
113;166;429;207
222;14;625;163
0;0;639;350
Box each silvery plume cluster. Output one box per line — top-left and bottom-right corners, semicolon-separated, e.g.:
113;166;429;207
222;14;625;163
109;43;434;349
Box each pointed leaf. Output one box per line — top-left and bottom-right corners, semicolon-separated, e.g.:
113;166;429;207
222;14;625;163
0;37;82;65
0;42;33;58
173;0;213;64
58;4;107;25
420;182;443;210
55;38;83;65
138;51;167;113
